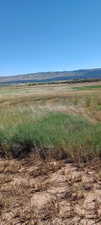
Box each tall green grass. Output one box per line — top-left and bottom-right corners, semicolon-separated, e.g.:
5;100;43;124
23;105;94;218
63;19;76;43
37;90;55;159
0;112;101;162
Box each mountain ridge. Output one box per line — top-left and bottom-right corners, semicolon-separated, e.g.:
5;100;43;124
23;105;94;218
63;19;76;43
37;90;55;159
0;68;101;84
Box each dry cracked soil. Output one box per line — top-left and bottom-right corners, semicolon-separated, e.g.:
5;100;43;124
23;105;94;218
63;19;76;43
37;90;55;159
0;155;101;225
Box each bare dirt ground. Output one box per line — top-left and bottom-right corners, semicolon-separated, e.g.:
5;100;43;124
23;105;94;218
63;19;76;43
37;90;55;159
0;156;101;225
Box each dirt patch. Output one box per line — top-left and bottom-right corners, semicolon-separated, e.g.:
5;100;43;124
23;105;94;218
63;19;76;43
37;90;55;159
0;156;101;225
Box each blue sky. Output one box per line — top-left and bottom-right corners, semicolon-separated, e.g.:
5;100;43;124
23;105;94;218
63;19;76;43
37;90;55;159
0;0;101;76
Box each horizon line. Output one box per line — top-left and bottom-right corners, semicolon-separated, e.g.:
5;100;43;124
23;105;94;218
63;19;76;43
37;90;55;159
0;67;101;78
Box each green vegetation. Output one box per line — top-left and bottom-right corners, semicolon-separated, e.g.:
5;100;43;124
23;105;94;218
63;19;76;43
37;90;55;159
73;85;101;91
0;82;101;162
0;112;101;162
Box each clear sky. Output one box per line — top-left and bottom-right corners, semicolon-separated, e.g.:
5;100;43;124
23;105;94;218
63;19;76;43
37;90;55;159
0;0;101;76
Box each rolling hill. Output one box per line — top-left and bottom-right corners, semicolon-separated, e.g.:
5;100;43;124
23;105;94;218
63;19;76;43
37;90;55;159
0;68;101;85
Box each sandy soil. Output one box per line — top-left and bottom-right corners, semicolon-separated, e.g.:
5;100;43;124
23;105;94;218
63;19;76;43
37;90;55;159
0;156;101;225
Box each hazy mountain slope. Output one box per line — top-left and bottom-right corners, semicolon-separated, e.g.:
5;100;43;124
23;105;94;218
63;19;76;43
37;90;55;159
0;68;101;84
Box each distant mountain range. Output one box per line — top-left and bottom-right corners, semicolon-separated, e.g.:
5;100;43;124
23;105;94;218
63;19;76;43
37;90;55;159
0;68;101;85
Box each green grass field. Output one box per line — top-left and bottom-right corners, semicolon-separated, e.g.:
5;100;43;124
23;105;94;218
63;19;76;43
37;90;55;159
73;85;101;91
0;82;101;162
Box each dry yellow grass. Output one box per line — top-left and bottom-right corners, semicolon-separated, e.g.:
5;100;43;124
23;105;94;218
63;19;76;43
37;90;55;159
0;82;101;126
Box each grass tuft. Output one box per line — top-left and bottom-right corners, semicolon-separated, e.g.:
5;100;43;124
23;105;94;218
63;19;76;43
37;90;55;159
0;112;101;162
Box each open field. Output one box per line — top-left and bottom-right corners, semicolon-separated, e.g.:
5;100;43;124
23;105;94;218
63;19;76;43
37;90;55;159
73;85;101;91
0;81;101;224
0;81;101;158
